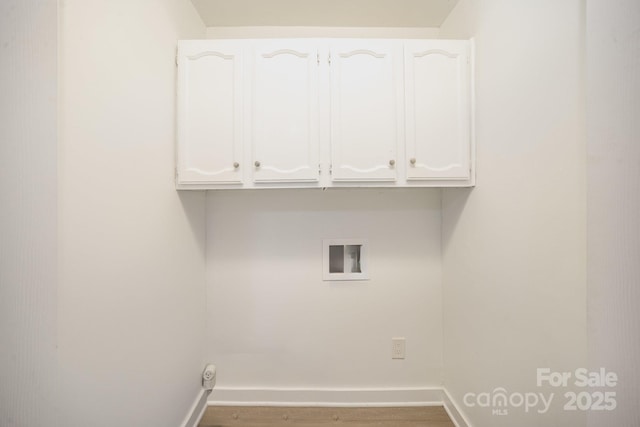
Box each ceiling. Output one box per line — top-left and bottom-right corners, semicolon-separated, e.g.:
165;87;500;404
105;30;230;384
190;0;460;28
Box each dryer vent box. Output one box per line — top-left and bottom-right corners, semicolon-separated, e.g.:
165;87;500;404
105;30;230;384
323;239;369;281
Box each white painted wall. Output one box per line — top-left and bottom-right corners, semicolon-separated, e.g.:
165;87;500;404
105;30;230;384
586;1;640;426
439;1;587;426
206;189;443;395
0;1;58;425
58;1;208;426
205;26;440;39
194;0;457;28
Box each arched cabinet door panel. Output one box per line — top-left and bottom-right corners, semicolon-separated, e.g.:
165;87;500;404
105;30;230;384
177;40;243;185
250;41;320;183
329;41;403;182
404;40;472;180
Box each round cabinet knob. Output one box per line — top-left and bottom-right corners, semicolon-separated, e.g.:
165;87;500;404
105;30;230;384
254;161;261;168
233;162;240;169
389;159;396;166
410;158;416;165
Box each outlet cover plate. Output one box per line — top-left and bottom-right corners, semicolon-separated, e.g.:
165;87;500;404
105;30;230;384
392;337;406;359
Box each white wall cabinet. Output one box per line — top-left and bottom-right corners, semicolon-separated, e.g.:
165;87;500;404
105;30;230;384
329;41;402;182
251;41;321;183
176;38;474;189
404;40;472;181
177;40;243;185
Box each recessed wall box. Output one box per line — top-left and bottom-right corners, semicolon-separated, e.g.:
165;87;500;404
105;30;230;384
323;239;369;281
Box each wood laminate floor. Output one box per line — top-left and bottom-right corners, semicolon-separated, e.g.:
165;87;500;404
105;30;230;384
199;406;455;427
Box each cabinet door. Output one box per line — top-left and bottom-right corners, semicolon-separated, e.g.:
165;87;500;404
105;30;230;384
329;41;402;182
251;41;320;183
404;40;471;180
177;41;243;184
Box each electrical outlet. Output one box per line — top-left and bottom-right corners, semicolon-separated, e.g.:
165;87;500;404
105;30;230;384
392;337;406;359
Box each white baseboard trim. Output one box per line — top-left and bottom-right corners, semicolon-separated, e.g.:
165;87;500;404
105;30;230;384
180;388;211;427
208;386;437;407
442;388;472;427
